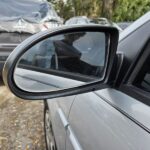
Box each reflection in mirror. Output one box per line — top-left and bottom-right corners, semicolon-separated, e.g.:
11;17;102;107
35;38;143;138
14;31;107;92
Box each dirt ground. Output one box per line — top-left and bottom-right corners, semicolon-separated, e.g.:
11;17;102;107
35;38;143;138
0;83;46;150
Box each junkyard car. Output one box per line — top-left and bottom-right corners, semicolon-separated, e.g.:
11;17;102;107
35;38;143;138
0;0;62;76
65;16;122;31
3;11;150;150
117;22;132;30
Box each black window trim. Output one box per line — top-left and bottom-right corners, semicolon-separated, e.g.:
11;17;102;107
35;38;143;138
120;38;150;106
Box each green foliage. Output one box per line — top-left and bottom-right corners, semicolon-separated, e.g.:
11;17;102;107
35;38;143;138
48;0;74;20
112;0;150;21
48;0;150;22
71;0;99;17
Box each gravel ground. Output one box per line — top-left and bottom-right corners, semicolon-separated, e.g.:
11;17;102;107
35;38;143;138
0;85;46;150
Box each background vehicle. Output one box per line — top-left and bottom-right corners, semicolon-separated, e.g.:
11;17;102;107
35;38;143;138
0;0;62;76
65;16;90;25
117;22;133;30
65;16;122;32
3;11;150;150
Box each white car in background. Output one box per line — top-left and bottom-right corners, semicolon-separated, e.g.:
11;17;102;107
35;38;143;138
65;16;122;32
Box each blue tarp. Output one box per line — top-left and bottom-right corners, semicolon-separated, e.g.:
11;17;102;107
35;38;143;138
0;0;59;23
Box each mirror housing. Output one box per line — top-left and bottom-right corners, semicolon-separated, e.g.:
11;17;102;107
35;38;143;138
3;25;119;100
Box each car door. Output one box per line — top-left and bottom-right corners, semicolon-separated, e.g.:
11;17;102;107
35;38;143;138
65;44;150;150
66;90;150;150
65;15;150;150
47;96;76;150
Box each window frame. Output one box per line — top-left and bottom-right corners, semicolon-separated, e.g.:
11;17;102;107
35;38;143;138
120;38;150;106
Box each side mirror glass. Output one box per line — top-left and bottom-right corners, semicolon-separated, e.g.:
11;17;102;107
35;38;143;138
14;31;107;92
3;26;118;99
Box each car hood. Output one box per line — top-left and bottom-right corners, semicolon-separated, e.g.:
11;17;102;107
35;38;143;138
0;19;60;34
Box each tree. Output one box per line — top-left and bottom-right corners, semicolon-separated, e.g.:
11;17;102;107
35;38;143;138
101;0;118;19
48;0;150;22
113;0;150;21
48;0;74;20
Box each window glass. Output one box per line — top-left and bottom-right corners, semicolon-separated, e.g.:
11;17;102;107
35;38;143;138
134;55;150;92
14;31;107;92
18;31;106;79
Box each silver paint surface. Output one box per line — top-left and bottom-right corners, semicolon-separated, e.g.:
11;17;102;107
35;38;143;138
95;88;150;130
67;91;150;150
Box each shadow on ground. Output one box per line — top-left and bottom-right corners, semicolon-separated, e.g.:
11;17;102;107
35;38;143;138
0;78;4;86
0;84;46;150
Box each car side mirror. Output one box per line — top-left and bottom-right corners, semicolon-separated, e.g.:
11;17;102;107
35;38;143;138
3;25;118;100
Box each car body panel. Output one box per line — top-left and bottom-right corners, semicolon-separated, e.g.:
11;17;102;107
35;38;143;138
95;88;150;131
48;96;75;150
66;91;150;150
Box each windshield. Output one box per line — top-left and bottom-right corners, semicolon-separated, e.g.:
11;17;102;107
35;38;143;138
0;0;59;23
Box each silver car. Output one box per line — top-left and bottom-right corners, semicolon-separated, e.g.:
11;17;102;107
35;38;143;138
3;11;150;150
